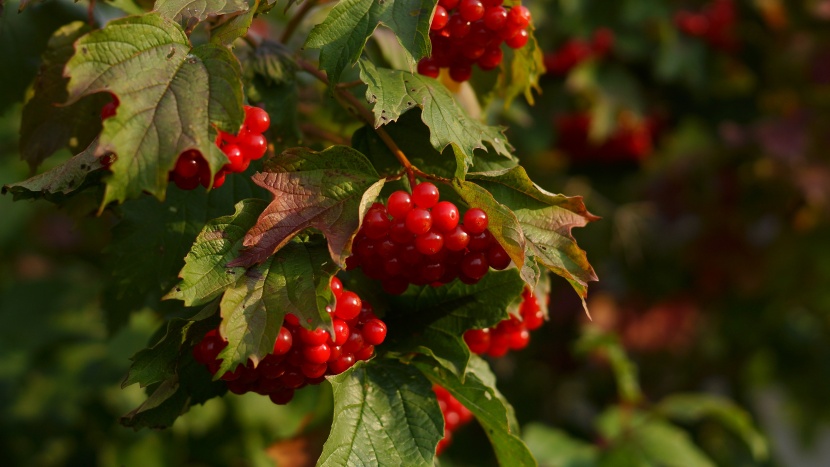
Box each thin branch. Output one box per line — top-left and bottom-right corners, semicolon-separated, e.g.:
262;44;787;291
299;123;350;146
336;80;365;89
281;0;319;44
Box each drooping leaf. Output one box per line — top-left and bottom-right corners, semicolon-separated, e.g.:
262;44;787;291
216;236;339;373
523;423;599;467
384;269;525;378
466;166;598;299
154;0;249;27
305;0;434;83
18;22;107;170
165;198;267;307
359;60;513;169
318;360;443;467
415;356;536;467
496;27;544;107
597;408;715;467
64;13;245;206
103;178;265;334
231;146;384;268
2;138;106;202
655;394;768;461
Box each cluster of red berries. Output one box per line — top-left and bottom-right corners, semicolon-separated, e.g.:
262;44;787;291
417;1;533;82
555;113;657;164
192;277;387;405
169;105;270;190
346;182;511;294
463;286;545;357
543;28;614;76
674;0;737;52
433;384;474;455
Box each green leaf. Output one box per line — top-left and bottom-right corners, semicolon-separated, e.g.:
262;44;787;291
103;178;265;334
64;13;245;206
597;408;715;467
523;423;599;467
18;21;107;170
575;329;642;404
166;198;268;307
466;166;598;299
318;359;443;467
2;138;106;202
216;236;339;373
385;269;524;378
415;356;536;467
208;0;257;46
231;146;384;268
655;394;768;461
305;0;434;83
359;60;513;169
155;0;249;27
495;27;544;107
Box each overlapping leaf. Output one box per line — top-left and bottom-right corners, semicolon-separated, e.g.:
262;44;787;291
18;22;107;170
496;27;545;107
318;360;443;467
215;236;339;374
231;146;384;268
416;356;536;466
208;0;258;46
305;0;434;83
385;269;525;378
155;0;249;26
466;166;598;298
2;138;106;202
359;60;512;169
64;13;245;206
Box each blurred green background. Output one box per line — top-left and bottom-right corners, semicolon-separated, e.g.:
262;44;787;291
3;0;830;465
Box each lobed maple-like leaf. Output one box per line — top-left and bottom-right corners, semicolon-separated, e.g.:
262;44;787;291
358;60;513;170
415;356;536;466
466;167;599;300
230;146;384;268
305;0;435;83
19;22;107;170
318;360;443;467
384;269;525;378
64;13;245;207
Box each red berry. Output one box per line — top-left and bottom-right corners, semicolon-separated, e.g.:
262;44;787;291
302;343;331;364
487;242;511;270
432;201;460;232
418;58;441;78
243;105;270;134
279;368;307;388
273;326;293;355
478;46;503;70
483;6;507;30
412;182;440;208
420;261;446;282
355;345;375;361
387;190;413;218
439;0;459;9
172;172;200;191
461;252;489;280
100;96;119;120
237;131;268;160
269;388;295;405
212;170;227;189
449;63;473;82
505;28;529;49
467;230;493;251
389;218;415;244
175;150;202;178
362;319;388;345
415;231;444;255
448;14;471;38
463;208;489;233
332;319;350;346
335;291;362;320
363;208;391;240
432;5;450;30
405;208;433;235
459;0;485;22
284;313;300;326
299;327;329;346
328;353;355;375
301;361;328;379
331;276;343;299
506;5;531;29
444;226;470;251
341;330;365;354
223;144;249;173
463;328;491;354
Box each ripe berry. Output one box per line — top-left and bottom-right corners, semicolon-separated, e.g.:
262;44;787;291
506;28;529;49
461;252;489;280
335;291;362;320
299;327;329;346
444;225;470;251
478;46;503;70
432;201;460;232
328;354;355;375
362;319;387;345
274;326;293;355
237;131;268;160
439;0;459;8
405;208;433;235
243;106;270;134
363;209;391;240
459;0;485;22
418;58;441;78
487;243;511;270
463;328;490;354
330;277;343;299
432;5;450;30
387;191;413;218
506;5;531;29
174;150;202;178
483;6;507;30
415;231;444;255
302;343;331;364
100;95;119;120
449;63;473;82
332;319;350;345
224;145;249;173
412;182;440;208
448;14;471;38
462;208;488;233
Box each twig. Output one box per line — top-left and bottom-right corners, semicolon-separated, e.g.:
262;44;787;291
299;123;350;146
281;0;319;44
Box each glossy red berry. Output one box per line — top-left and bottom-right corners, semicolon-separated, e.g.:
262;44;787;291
299;327;329;346
487;243;511;270
506;5;531;29
449;63;473;82
463;328;490;354
444;226;470;251
302;343;331;364
331;276;343;299
432;5;450;30
405;208;433;235
483;6;507;30
415;231;444;255
459;0;485;22
462;208;489;233
387;191;413;218
432;201;460;232
273;326;293;355
224;144;249;173
506;28;529;49
335;291;362;320
461;252;489;280
362;319;387;345
412;182;440;208
243;105;270;134
418;58;441;78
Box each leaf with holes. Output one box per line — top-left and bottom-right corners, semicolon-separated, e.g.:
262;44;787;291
318;359;443;467
305;0;434;83
19;22;108;170
230;146;384;268
466;166;598;300
64;13;244;206
359;60;512;170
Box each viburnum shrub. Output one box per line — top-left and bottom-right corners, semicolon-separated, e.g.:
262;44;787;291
2;0;598;464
